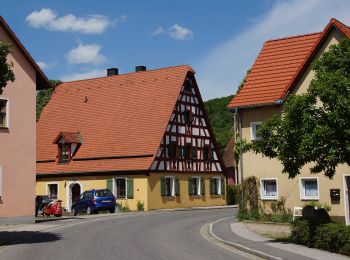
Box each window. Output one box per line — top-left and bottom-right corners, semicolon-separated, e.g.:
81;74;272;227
161;177;179;197
177;146;183;158
47;183;58;199
260;178;278;200
116;178;126;198
167;143;177;159
189;177;204;196
114;177;134;199
59;143;70;163
192;146;197;159
183;143;191;159
211;177;222;195
300;177;319;200
203;146;210;160
250;122;262;141
0;99;8;128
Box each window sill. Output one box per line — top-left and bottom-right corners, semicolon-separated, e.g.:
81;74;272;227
211;194;223;197
301;197;319;201
261;197;278;201
190;195;202;198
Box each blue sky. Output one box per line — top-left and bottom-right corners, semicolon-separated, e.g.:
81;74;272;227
1;0;350;100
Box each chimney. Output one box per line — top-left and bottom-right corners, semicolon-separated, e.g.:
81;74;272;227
107;68;118;76
135;66;146;72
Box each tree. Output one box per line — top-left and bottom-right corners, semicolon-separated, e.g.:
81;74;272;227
253;38;350;179
0;42;15;92
36;80;61;121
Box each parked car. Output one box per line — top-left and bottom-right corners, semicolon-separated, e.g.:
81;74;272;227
71;189;116;216
35;195;52;216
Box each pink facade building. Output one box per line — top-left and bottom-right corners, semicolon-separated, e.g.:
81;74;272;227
0;17;51;224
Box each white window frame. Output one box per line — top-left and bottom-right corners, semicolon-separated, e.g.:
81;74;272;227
164;176;176;197
0;98;9;128
191;176;201;196
260;178;278;200
299;177;319;200
114;177;127;199
212;177;222;195
250;121;262;141
46;182;59;199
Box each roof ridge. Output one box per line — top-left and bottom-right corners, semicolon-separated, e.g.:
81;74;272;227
265;31;322;43
61;64;192;85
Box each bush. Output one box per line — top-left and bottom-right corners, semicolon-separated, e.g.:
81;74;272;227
291;219;314;247
314;223;350;255
137;200;144;211
226;185;240;205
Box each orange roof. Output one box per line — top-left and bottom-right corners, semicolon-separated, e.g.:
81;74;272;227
37;65;194;175
228;18;350;109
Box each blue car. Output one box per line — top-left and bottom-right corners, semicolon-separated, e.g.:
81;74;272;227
71;189;116;216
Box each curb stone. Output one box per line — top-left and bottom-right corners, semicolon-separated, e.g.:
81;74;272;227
207;217;283;260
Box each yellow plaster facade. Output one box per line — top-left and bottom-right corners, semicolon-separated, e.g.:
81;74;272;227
36;172;226;212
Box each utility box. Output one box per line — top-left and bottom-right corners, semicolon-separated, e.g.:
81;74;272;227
330;189;340;200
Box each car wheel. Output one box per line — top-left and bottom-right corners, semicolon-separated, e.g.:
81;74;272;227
109;208;115;214
87;206;92;215
72;208;77;216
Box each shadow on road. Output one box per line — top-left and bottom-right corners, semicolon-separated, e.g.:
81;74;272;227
0;231;61;246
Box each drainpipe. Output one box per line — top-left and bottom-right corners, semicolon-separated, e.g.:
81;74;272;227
234;108;244;208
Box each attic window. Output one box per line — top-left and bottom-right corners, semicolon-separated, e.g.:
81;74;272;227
184;109;194;125
167;143;177;159
59;143;70;163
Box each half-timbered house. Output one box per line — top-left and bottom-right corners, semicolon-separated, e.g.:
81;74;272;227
36;65;226;211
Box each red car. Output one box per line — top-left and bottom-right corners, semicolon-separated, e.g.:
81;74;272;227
42;199;63;217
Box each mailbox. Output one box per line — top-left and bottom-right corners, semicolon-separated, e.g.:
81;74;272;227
330;189;340;200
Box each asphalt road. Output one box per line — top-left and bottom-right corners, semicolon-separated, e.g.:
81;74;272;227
0;208;250;260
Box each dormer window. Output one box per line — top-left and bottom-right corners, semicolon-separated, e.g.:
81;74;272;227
59;143;71;163
53;131;83;164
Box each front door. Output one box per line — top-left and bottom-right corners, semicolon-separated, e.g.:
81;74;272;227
71;184;81;204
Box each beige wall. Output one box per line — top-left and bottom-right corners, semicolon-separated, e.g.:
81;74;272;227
239;28;349;220
0;26;37;224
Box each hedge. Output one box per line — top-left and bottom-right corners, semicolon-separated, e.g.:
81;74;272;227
291;220;350;256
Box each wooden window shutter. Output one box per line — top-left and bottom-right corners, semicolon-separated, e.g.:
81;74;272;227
221;177;225;195
201;177;205;195
188;177;193;196
107;179;113;193
161;177;166;196
175;177;180;196
210;178;214;195
127;178;134;199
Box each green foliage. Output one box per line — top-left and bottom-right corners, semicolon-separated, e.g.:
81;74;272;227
242;176;259;211
137;200;144;211
0;42;15;92
233;135;252;168
36;80;61;121
253;39;350;179
204;95;234;153
304;201;331;212
314;223;350;255
291;220;350;255
226;185;240;205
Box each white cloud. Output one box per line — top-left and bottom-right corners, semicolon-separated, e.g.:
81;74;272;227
25;8;124;34
169;24;193;40
37;61;50;70
65;43;106;65
59;69;106;82
196;0;350;100
151;26;165;36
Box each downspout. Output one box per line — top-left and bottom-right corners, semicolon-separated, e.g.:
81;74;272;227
238;109;244;207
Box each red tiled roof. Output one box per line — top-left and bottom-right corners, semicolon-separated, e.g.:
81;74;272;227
228;18;350;109
53;132;83;144
37;65;194;175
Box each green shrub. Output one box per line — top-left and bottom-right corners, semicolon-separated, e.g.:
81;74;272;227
304;201;331;212
314;223;350;255
226;185;240;205
137;200;144;211
291;220;313;246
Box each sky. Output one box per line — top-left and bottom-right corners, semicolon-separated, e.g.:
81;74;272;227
1;0;350;100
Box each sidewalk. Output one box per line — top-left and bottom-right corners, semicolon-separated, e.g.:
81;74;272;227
209;217;349;260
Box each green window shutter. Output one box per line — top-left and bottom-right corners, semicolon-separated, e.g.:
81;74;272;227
161;177;166;196
188;177;193;196
210;178;214;195
127;178;134;199
175;177;180;196
221;178;225;195
201;177;205;195
107;179;113;193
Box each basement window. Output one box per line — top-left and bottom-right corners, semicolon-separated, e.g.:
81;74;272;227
0;99;8;128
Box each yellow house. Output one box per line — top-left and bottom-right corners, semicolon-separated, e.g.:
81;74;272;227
228;18;350;223
36;65;226;211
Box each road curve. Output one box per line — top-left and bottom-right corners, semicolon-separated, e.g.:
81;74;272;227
1;208;250;260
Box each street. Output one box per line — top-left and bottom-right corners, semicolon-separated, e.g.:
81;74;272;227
0;208;250;260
